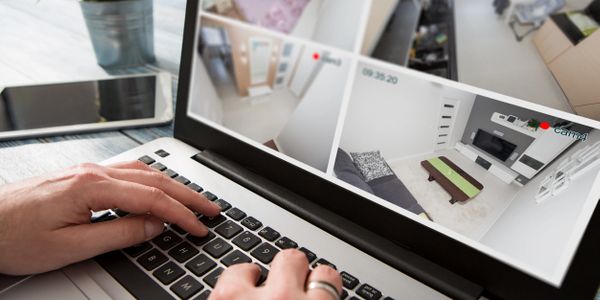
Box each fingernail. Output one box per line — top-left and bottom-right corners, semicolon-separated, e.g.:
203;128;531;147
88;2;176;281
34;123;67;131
144;218;163;239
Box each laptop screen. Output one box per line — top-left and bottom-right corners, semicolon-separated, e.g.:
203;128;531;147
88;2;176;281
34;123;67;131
186;1;600;287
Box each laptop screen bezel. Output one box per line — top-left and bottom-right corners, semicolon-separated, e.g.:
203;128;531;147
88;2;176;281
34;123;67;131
174;1;600;299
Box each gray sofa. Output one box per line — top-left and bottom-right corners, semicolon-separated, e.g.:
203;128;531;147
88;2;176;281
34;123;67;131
334;148;426;215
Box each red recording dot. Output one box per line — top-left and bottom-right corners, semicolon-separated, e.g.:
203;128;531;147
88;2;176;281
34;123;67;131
313;53;320;60
540;121;550;130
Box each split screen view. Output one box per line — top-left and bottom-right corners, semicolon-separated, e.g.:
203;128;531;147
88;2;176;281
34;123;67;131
189;1;600;287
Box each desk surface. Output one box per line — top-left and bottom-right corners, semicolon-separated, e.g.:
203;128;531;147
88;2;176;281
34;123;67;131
0;0;185;185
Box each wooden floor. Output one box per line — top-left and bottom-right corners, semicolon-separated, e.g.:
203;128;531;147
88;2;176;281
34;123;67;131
0;0;185;184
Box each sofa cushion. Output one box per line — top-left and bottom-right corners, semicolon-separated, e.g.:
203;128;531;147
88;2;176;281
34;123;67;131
369;175;425;215
334;148;374;194
349;151;394;182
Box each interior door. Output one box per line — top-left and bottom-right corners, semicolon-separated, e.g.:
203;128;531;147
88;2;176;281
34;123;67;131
248;37;273;85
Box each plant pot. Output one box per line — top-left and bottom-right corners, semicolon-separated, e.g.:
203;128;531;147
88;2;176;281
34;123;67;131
80;0;156;69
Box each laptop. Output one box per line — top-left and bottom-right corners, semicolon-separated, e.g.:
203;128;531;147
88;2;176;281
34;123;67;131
2;1;600;299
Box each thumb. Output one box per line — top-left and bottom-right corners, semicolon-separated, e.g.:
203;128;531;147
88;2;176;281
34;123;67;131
61;215;164;262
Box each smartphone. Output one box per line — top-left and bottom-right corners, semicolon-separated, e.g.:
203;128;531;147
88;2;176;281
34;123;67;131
0;72;173;141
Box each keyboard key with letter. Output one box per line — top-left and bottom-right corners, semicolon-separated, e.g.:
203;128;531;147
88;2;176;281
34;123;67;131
241;216;262;230
221;250;252;267
169;242;200;263
356;283;382;300
137;249;168;271
185;254;217;277
170;275;203;299
153;261;184;285
203;238;233;258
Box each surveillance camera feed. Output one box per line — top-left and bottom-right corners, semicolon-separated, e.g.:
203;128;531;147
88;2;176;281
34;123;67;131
189;0;600;287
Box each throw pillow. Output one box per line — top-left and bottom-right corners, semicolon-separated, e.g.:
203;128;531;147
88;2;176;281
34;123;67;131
350;151;394;182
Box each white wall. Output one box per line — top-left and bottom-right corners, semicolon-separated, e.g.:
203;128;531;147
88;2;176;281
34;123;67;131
481;130;600;277
361;0;398;55
290;0;321;39
289;46;321;97
311;0;367;51
188;57;223;124
339;66;475;161
275;54;350;172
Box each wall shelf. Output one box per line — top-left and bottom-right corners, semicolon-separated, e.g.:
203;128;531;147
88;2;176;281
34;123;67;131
490;112;542;138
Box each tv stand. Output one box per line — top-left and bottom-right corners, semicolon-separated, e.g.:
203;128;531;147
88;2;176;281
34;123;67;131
455;143;519;184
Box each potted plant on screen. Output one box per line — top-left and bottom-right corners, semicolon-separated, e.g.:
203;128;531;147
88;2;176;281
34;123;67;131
80;0;156;69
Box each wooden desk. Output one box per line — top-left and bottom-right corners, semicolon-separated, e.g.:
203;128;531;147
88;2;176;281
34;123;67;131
0;0;184;185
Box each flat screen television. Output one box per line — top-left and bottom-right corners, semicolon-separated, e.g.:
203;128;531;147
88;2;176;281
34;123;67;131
472;129;517;162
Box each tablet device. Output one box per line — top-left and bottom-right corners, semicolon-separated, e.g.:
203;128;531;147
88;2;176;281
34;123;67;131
0;72;173;141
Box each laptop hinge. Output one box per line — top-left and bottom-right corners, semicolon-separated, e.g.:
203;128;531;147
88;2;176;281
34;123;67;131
193;150;484;300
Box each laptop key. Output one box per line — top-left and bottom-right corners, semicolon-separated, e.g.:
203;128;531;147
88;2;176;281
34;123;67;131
258;226;280;241
123;242;151;257
382;297;395;300
275;236;298;249
153;230;182;250
175;175;191;185
137;249;168;271
232;231;261;251
341;289;349;299
312;258;336;270
340;271;359;289
202;191;218;201
185;254;217;277
356;283;382;300
193;290;211;300
163;169;178;178
199;214;226;228
241;216;262;230
215;220;243;239
188;183;204;192
225;207;246;221
171;224;187;235
250;242;279;264
138;155;155;165
221;250;252;267
187;232;216;246
213;199;231;211
203;267;224;288
155;149;170;157
298;247;317;263
170;275;203;300
203;237;233;258
151;162;167;171
169;241;200;263
153;261;185;285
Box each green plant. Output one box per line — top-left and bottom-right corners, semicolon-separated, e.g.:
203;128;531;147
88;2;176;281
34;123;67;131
527;118;540;130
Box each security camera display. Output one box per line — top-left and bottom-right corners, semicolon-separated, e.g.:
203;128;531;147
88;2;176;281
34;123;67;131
362;0;600;122
189;3;600;286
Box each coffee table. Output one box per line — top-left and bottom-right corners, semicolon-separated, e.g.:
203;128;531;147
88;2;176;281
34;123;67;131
421;156;484;204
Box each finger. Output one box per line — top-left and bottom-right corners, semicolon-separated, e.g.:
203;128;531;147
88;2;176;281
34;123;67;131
265;249;309;292
104;167;221;217
306;265;343;300
57;215;164;263
108;160;160;172
83;178;208;236
211;263;260;299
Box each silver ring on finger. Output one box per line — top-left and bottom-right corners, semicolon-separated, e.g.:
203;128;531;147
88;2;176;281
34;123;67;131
307;280;340;300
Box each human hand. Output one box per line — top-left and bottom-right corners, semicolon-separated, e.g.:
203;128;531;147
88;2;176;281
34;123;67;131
0;161;221;275
210;249;343;300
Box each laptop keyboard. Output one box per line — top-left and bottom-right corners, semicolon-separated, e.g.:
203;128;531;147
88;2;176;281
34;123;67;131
103;153;395;300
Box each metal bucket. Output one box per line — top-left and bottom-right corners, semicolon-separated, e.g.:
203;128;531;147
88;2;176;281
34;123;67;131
80;0;156;69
